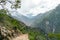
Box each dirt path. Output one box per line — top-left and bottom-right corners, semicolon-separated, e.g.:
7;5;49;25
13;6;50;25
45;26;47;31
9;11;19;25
12;34;29;40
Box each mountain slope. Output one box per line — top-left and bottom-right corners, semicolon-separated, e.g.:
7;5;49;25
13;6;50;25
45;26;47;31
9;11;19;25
31;4;60;33
0;9;47;40
0;9;28;40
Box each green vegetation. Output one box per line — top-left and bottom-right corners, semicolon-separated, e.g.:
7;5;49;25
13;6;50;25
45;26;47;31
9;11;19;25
28;28;46;40
0;9;60;40
0;9;46;40
0;9;25;30
48;33;60;40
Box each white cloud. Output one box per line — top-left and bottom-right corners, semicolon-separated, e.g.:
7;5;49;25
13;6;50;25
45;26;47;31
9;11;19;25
32;0;41;5
0;0;60;17
17;0;60;17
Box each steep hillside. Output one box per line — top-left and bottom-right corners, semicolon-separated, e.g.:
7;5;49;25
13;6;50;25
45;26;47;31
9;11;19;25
0;9;27;40
30;5;60;40
0;9;46;40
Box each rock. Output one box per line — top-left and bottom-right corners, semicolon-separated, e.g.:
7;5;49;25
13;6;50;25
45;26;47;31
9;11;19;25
0;26;20;40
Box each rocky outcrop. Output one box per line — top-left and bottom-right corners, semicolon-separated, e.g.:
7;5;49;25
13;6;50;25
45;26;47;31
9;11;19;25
0;26;20;40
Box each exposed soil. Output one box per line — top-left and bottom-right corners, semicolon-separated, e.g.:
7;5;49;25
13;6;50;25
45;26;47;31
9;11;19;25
12;34;29;40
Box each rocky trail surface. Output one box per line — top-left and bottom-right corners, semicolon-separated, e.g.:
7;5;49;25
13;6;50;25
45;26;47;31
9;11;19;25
12;34;29;40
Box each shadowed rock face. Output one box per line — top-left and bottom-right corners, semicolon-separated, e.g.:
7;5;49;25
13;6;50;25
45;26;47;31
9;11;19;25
29;4;60;33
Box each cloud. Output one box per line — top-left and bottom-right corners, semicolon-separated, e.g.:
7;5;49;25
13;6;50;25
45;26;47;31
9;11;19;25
0;0;60;18
18;0;60;17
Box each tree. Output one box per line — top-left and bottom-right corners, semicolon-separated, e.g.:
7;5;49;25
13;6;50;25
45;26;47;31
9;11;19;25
0;0;21;14
0;0;21;9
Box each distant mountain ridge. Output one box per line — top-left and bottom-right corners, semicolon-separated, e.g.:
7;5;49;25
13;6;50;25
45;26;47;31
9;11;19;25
9;4;60;33
31;4;60;33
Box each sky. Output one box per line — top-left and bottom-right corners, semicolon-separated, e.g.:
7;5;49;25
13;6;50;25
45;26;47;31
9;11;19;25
19;0;60;17
0;0;60;18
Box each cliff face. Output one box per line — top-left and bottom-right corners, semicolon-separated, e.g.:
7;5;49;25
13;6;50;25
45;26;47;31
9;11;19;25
30;5;60;34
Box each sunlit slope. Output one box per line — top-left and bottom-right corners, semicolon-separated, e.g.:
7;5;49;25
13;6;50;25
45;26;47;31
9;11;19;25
0;9;26;30
0;9;46;40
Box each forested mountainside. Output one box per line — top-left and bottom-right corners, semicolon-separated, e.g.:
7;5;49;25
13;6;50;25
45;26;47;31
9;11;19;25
0;9;46;40
29;5;60;40
31;5;60;33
